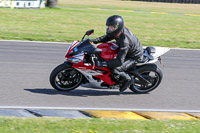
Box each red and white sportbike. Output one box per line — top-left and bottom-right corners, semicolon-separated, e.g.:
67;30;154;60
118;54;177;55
50;30;170;93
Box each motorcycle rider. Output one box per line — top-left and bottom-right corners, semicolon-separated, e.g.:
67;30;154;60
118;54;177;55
91;15;150;92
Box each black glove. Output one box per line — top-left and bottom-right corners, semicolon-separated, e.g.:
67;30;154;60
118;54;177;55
96;61;107;68
90;39;98;44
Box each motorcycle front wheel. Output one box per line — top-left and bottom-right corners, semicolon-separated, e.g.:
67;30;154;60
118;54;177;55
49;63;82;91
129;64;163;93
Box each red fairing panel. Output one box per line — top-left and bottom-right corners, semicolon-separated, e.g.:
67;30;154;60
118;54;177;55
73;63;116;85
65;41;80;57
97;43;118;61
93;67;116;85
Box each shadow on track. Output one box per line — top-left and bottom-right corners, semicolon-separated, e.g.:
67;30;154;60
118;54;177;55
24;88;148;97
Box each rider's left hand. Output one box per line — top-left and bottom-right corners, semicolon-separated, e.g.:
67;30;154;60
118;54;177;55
90;39;98;44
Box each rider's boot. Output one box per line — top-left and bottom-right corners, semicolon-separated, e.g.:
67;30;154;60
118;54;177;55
112;68;135;92
119;74;134;92
120;77;134;92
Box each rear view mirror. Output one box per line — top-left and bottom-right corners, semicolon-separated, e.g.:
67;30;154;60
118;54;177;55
86;29;94;36
81;29;94;42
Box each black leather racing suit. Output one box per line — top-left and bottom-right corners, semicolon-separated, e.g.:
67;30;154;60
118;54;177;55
92;27;144;81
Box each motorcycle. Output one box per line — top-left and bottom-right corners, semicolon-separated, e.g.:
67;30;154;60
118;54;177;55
50;29;170;93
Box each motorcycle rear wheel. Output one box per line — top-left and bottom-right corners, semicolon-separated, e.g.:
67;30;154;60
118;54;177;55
129;65;163;93
50;63;82;91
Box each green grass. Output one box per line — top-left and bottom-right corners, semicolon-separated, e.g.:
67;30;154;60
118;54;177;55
0;117;200;133
0;0;200;49
59;0;200;14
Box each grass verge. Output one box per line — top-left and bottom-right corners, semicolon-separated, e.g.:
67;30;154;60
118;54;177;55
0;117;200;133
0;0;199;49
59;0;200;14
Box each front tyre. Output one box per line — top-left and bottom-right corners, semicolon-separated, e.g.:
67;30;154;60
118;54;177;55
50;63;82;91
130;64;163;93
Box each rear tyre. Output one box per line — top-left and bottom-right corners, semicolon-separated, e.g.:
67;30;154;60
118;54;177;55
50;63;82;91
129;65;163;93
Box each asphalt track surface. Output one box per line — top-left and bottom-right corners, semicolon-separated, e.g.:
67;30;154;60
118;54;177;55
0;40;200;112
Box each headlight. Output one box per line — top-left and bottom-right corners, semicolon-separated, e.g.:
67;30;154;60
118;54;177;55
67;52;84;64
68;58;82;64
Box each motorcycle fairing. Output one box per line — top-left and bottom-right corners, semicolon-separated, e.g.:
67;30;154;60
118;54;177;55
73;62;116;86
65;41;80;57
67;52;85;64
65;39;117;86
152;47;170;58
136;46;170;66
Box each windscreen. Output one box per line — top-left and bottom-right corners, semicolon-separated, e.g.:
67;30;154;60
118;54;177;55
76;38;95;53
